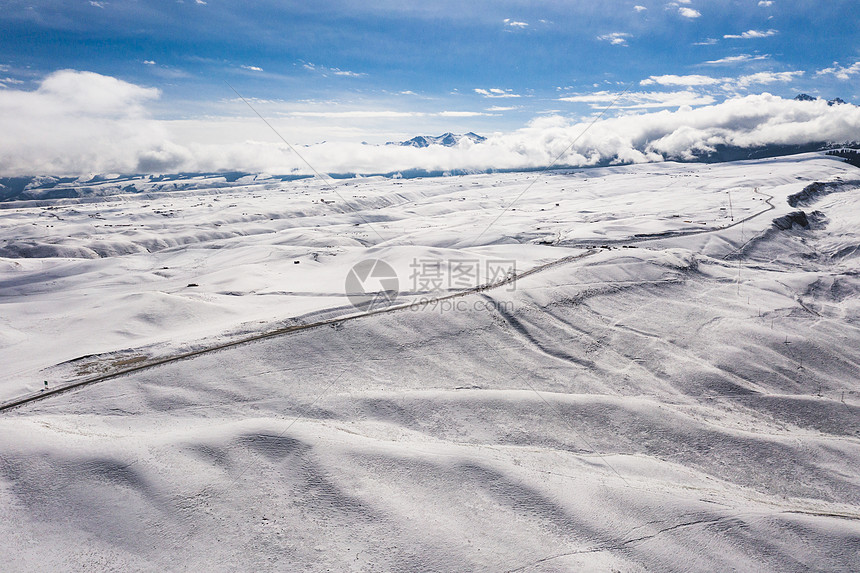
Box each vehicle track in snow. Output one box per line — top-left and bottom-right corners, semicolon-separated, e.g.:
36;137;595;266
0;186;781;413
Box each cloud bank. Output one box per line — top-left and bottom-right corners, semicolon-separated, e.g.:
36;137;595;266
1;71;859;177
0;70;189;175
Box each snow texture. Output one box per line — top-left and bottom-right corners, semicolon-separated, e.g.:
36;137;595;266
1;153;859;571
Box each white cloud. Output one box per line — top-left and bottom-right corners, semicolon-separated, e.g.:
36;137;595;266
597;32;632;46
634;5;647;12
331;69;365;77
704;54;770;65
641;75;723;86
185;95;860;174
303;62;365;77
816;61;860;81
439;111;494;117
474;88;521;98
678;7;701;18
733;71;803;87
641;71;803;90
288;111;421;119
284;110;492;119
0;70;180;175
559;90;716;109
0;77;25;88
693;38;719;46
3;72;859;177
226;96;285;105
724;29;778;39
486;105;518;112
143;60;156;65
758;1;773;6
241;65;263;72
503;18;529;28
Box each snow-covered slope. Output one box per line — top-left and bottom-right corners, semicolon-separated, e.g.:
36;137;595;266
0;172;309;203
1;153;858;571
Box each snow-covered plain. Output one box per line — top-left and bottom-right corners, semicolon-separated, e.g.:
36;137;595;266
1;154;859;571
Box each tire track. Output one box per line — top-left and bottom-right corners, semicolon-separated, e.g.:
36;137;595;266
0;185;782;413
0;250;597;412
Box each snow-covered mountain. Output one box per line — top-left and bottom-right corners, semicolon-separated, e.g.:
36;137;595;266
794;93;847;106
388;131;487;148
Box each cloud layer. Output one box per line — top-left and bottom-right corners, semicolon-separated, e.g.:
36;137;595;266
1;71;859;177
0;70;184;175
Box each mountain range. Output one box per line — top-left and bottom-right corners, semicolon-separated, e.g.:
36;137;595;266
387;132;487;148
794;93;847;106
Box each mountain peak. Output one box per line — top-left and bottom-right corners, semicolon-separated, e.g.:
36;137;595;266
389;132;487;148
794;93;848;106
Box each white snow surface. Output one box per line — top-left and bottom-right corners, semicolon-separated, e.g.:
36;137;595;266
1;153;859;571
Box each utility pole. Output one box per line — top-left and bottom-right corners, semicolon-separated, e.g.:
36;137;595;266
728;190;734;221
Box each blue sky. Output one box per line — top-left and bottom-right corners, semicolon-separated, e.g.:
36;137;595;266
3;1;858;125
0;1;859;175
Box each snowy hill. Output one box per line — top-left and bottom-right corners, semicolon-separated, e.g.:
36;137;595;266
1;153;859;571
0;172;311;203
